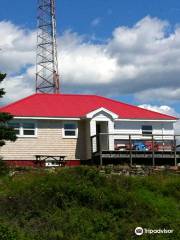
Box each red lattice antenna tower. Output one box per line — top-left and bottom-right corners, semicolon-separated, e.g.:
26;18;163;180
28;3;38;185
36;0;60;93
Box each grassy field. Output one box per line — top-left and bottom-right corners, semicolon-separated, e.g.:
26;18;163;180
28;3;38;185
0;166;179;240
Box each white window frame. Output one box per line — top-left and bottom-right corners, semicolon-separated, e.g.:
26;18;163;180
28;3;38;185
21;122;38;138
9;120;38;138
62;121;78;139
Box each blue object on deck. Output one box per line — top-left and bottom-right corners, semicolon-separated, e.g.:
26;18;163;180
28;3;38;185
133;141;148;151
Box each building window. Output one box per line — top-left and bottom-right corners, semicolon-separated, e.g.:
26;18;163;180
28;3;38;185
8;121;37;137
142;125;152;135
22;123;36;136
63;122;77;138
8;122;20;135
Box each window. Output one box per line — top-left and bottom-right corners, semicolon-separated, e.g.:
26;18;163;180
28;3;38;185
8;121;37;137
8;122;20;135
142;125;152;135
63;123;77;138
22;123;36;136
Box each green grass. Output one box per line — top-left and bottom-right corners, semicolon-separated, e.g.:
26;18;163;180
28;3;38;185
0;167;179;240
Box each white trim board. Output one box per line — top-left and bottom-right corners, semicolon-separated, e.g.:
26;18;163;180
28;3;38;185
115;119;177;122
14;116;176;122
62;121;78;139
14;117;81;120
86;107;118;119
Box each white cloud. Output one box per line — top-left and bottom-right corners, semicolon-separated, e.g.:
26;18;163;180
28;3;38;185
0;21;36;73
139;104;180;134
1;16;180;107
60;32;118;86
136;88;180;102
1;75;33;103
138;104;178;117
91;18;101;27
58;16;180;99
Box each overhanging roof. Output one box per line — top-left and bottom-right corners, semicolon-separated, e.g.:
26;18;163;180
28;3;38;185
0;93;177;121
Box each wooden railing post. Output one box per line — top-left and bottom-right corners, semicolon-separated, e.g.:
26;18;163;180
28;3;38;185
99;134;103;166
107;133;109;150
89;133;180;167
152;135;155;167
90;136;93;156
129;134;132;166
174;135;177;166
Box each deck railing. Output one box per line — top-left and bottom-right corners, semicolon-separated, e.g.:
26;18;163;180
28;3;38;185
91;133;180;166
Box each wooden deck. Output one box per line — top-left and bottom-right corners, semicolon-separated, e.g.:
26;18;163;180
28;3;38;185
92;150;180;166
91;133;180;166
100;150;180;159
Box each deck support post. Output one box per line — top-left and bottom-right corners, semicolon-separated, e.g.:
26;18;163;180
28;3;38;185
99;134;103;166
152;135;155;167
90;136;93;158
129;135;132;166
174;135;177;166
100;153;103;166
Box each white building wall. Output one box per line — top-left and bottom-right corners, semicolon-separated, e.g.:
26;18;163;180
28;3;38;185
89;111;115;151
89;110;175;152
113;121;175;143
114;121;174;135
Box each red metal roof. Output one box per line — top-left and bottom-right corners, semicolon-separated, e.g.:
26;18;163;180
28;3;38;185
0;93;177;120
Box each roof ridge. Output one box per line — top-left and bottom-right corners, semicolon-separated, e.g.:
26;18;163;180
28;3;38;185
96;95;177;120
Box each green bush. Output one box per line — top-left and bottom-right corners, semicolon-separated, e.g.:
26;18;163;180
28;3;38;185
0;167;179;239
0;158;9;176
0;224;20;240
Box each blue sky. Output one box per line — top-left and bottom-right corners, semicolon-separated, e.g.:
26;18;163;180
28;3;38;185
63;0;180;31
1;0;180;118
1;0;180;37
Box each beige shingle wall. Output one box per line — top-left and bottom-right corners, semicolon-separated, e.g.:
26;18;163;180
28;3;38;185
0;120;87;161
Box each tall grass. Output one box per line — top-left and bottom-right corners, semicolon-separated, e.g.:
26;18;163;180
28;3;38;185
0;167;179;240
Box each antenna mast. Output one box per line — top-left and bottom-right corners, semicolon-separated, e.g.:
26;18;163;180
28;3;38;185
36;0;60;93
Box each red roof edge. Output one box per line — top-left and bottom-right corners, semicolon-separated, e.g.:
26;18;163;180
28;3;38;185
96;95;178;120
0;93;178;120
0;94;39;111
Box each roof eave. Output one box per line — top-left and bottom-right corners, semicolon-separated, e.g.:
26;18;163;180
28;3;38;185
116;118;177;122
14;116;81;120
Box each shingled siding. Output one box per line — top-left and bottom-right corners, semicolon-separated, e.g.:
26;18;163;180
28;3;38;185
0;120;87;161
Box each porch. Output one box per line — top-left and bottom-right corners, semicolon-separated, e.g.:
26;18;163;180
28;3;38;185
91;133;180;166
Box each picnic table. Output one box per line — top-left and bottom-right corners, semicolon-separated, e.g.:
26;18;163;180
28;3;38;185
35;155;67;167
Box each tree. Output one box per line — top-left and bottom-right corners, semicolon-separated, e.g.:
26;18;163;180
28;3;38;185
0;72;17;146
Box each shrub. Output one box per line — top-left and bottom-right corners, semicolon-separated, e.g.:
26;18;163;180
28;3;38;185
0;167;179;239
0;158;9;176
0;224;20;240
